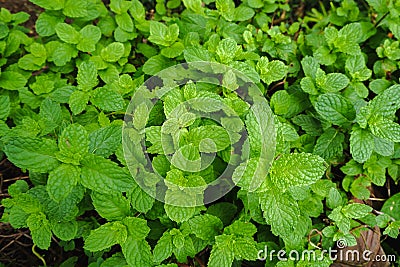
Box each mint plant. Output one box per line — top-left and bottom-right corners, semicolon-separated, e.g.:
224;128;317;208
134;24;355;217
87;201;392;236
1;0;400;266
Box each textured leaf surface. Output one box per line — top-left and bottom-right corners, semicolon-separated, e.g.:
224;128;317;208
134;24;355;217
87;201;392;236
315;93;356;125
80;154;134;193
4;137;59;173
47;164;80;202
84;222;127;252
270;153;326;189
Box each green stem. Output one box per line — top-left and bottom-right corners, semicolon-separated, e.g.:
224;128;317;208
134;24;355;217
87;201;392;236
32;244;47;267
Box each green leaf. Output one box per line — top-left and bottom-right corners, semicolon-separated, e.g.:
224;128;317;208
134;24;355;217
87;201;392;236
36;12;64;37
110;0;132;14
49;42;77;66
183;46;213;62
0;71;27;90
188;125;230;152
187;214;223;241
27;212;52;249
29;0;64;10
208;235;235;267
216;38;238;63
260;189;300;237
39;98;62;134
350;127;374;163
115;12;133;32
233;237;258;260
52;220;78;241
77;25;102;52
89;124;121;157
318;73;349;92
216;0;235;21
63;0;88;17
234;6;255;21
122;217;150;240
161;42;185;58
0;95;10;120
224;221;257;237
91;191;131;221
182;0;203;14
4;137;59;173
122;237;153;267
101;42;125;62
270;90;309;118
164;203;196;223
84;221;127;252
148;21;179;46
47;164;80;202
56;124;89;165
369;116;400;142
55;23;81;44
315;93;356;125
313;128;344;161
153;232;174;264
91;87;124;112
369;85;400;118
69;90;89;115
270;153;326;190
381;193;400;221
326;188;343;209
128;183;155;213
80;154;134;193
383;221;400;238
77;61;98;91
301;56;319;79
342;203;372;219
257;57;288;85
142;55;174;75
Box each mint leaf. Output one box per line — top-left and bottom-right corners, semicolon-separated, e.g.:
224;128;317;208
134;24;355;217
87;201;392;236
153;232;174;263
122;237;153;267
315;93;356;126
47;164;80;202
89;124;121;157
270;153;326;189
4;137;59;173
342;203;372;219
208;235;234;267
313;128;345;161
91;87;124;112
84;221;127;252
369;116;400;142
259;190;300;237
52;220;78;241
80;154;134;193
55;23;80;44
187;214;223;241
101;42;125;62
0;95;10;120
69;90;89;115
92;191;130;221
350;127;374;163
257;57;287;85
27;212;52;250
56;124;89;165
0;71;27;90
77;61;98;91
77;25;101;52
148;21;179;46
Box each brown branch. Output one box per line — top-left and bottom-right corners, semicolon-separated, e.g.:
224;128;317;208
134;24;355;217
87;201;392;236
2;176;29;183
194;256;206;267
